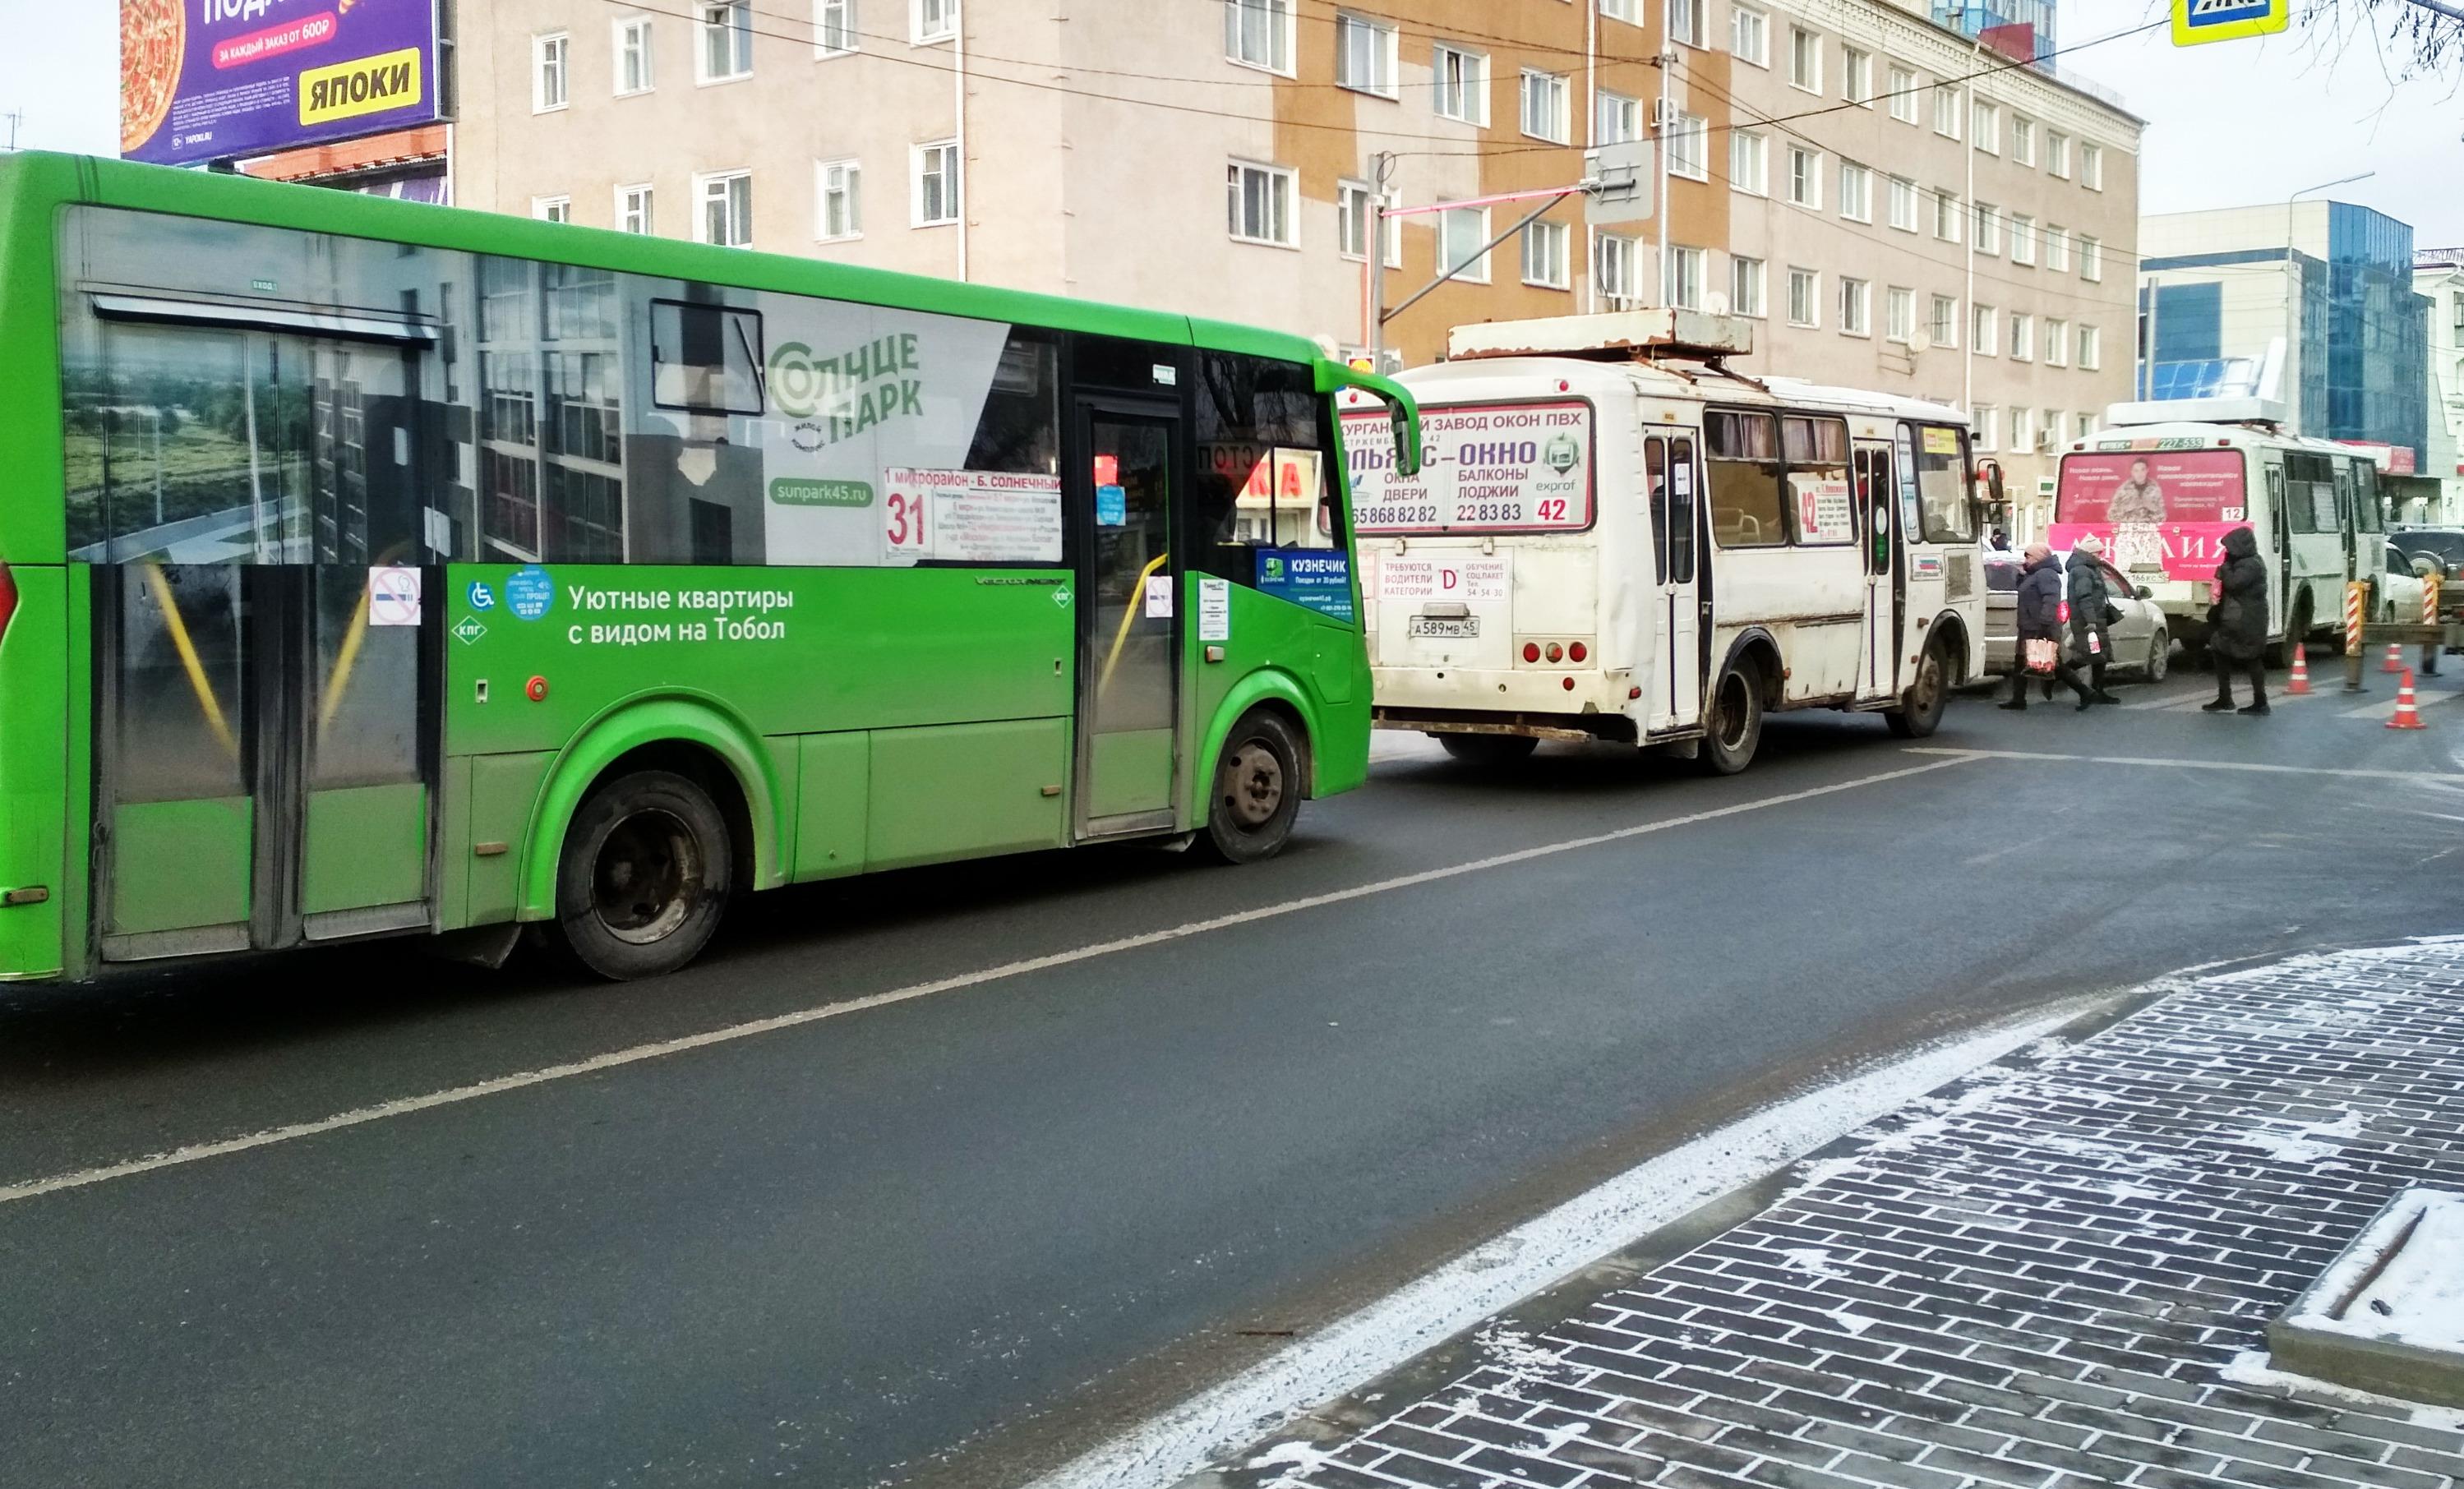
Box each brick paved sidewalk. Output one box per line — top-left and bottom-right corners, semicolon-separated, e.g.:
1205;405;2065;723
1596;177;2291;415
1207;943;2464;1489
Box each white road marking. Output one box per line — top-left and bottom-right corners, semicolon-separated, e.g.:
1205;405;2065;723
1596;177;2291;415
1907;746;2464;785
1021;1001;2096;1489
0;755;1982;1208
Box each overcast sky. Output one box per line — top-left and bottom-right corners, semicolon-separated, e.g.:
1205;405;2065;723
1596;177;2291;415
2;0;2460;243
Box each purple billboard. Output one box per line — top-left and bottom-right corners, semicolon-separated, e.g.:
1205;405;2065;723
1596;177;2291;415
122;0;441;167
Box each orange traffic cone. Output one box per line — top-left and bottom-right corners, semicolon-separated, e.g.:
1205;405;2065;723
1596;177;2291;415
2384;642;2406;673
2287;644;2311;695
2388;669;2427;730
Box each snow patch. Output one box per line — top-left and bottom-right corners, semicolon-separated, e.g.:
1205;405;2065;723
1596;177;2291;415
2222;1351;2464;1430
1780;1248;1848;1280
2231;1109;2365;1165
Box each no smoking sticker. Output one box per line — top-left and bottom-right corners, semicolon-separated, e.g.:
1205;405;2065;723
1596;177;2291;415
368;566;422;627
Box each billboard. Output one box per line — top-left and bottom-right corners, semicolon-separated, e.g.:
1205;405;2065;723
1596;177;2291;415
2050;449;2249;580
122;1;441;167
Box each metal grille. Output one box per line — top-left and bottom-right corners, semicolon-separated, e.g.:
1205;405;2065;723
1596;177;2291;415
1945;549;1975;601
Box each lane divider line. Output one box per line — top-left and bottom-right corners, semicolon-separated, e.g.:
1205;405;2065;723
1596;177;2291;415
1906;746;2464;784
0;755;1983;1209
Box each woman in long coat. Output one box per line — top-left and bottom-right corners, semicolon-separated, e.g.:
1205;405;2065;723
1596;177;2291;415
2203;526;2271;716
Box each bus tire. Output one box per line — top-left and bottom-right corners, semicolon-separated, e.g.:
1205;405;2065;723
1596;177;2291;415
1437;733;1539;767
1885;637;1950;739
554;769;734;980
1698;662;1763;776
2269;590;2311;669
1202;710;1304;864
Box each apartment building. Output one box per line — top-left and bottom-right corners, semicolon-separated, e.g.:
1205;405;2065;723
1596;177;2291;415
2414;248;2464;523
439;1;2138;521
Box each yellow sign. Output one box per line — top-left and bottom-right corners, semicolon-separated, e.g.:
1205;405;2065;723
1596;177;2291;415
1922;426;1961;455
298;48;425;127
2171;0;2288;48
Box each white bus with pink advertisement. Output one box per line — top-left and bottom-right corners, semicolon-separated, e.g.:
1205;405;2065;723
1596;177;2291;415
2051;399;2389;663
1336;312;1994;774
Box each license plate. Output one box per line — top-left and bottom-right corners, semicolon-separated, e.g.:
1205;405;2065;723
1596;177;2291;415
1408;615;1479;638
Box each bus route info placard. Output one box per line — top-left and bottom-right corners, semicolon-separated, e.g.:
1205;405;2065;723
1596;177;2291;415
2047;448;2247;580
1343;399;1593;534
1254;550;1356;623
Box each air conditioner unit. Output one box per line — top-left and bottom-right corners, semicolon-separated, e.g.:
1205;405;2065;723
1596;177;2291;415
1652;97;1681;128
2035;429;2060;453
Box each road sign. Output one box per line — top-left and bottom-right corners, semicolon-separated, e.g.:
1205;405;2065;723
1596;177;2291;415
1585;141;1654;226
2172;0;2287;47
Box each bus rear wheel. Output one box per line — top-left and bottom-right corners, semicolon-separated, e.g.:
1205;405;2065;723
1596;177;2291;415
1699;662;1763;776
1437;732;1539;767
1885;637;1950;739
1202;710;1304;864
555;769;734;980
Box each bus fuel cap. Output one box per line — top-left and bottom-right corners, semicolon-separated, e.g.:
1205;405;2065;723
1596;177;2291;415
525;675;549;702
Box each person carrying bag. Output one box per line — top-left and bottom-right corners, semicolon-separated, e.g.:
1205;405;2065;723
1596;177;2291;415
2002;545;2096;712
2065;536;2125;705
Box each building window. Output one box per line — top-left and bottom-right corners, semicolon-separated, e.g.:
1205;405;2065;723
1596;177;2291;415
697;171;751;246
913;0;957;44
1932;85;1960;138
1887;176;1918;232
1668;113;1710;180
1973;302;1997;355
1788;266;1820;327
533;194;571;224
2082;142;2103;189
2010;116;2036;166
2009;311;2033;362
1224;0;1293;74
1597;89;1641;144
815;0;857;57
1972;100;1997;153
1729;254;1765;317
916;141;962;226
1435;44;1488;124
1521;68;1570;141
1225;159;1294;245
1731;6;1769;66
1730;130;1767;196
2079;324;2102;371
1338;180;1398;264
1888;66;1918;122
2047;131;2071;177
1440;205;1493;282
1934;190;1961;243
1839;277;1871;336
2011;406;2035;453
533;32;570;112
2009;214;2036;266
1931;293;1959;348
2079;235;2102;282
616;16;655;93
2045;226;2069;272
1885;286;1914;343
2075;412;2097;440
1596;232;1640;307
1786;145;1821;208
1523;219;1571;289
1669;0;1705;48
2046;318;2069;366
617;183;653;234
1601;0;1640;21
1669;246;1705;309
699;2;752;81
1973;405;1998;452
817;158;861;239
1843;46;1872;105
1974;202;2001;256
1839;161;1871;222
1338;15;1399;98
1788;27;1821;92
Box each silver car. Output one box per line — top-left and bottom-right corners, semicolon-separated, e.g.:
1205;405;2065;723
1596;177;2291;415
1982;550;2171;681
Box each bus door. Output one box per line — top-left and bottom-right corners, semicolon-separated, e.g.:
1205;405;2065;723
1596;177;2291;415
90;323;436;961
1853;441;1901;700
1643;428;1703;729
1073;396;1183;836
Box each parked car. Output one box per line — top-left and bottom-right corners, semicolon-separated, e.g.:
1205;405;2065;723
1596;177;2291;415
1982;548;2171;680
2394;527;2464;580
2379;540;2429;624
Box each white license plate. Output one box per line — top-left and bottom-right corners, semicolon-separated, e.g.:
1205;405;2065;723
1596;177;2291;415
1408;616;1479;638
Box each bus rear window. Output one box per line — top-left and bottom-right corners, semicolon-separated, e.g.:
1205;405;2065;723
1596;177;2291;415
1344;399;1592;533
2055;449;2247;525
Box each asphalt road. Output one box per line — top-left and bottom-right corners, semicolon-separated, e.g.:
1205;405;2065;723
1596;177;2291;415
4;665;2462;1488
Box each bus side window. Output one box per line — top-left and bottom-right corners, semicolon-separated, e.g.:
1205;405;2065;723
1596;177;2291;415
1705;410;1785;549
1668;437;1697;583
1646;437;1669;585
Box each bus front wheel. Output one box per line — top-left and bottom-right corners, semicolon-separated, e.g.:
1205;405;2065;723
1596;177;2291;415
1699;662;1763;776
1202;710;1305;864
555;769;734;980
1885;637;1950;739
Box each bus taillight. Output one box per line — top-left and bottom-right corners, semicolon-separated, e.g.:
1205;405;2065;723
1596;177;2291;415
1523;643;1541;663
1544;643;1562;663
0;561;16;648
1569;642;1588;662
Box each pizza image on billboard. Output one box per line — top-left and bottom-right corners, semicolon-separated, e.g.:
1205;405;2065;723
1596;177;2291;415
119;0;441;168
119;0;185;156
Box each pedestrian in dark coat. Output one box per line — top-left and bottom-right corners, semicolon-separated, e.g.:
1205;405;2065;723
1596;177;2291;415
2204;525;2271;715
2065;535;2124;704
2002;545;2095;711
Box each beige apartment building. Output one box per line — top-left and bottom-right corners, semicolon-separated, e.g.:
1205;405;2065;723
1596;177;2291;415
441;0;2139;522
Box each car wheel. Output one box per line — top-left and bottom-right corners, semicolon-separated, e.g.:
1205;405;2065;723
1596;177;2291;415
1885;636;1950;739
1698;661;1763;775
1202;709;1304;864
555;769;733;981
2145;629;2169;683
1436;732;1539;767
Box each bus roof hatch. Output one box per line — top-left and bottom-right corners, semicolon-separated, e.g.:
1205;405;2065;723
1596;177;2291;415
1447;309;1753;364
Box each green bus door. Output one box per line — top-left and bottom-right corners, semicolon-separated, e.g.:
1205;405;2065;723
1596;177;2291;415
1075;402;1182;836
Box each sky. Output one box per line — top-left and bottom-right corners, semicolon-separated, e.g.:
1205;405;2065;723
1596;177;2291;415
2;0;2461;240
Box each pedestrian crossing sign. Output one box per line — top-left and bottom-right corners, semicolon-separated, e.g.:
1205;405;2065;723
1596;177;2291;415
2173;0;2287;46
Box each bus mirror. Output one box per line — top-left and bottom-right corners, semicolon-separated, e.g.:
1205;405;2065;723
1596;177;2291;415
1980;460;2006;510
1320;360;1423;478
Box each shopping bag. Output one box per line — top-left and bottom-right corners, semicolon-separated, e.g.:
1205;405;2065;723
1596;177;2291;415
2023;638;2059;675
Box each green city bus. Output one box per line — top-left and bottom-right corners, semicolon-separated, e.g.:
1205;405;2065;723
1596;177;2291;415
0;154;1419;981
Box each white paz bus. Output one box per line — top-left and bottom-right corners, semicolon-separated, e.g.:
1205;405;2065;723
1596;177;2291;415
1339;312;1995;773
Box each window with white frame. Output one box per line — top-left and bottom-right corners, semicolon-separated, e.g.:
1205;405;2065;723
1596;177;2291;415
1338;14;1398;97
1930;293;1959;348
1786;145;1820;208
1843;46;1872;104
1669;245;1705;309
1668;0;1705;49
2009;311;2033;361
1730;254;1765;316
699;2;751;81
533;32;569;111
1934;190;1961;243
1887;66;1918;122
1973;302;1997;354
913;0;957;44
1523;219;1571;289
814;0;856;57
1885;286;1914;343
1789;27;1821;90
2010;116;2035;166
2045;225;2069;272
2079;324;2102;370
533;195;571;224
1839;161;1871;221
1597;89;1640;144
817;158;861;239
2079;235;2102;282
1974;201;2001;255
1439;205;1493;282
1973;405;1998;452
2009;213;2036;265
697;171;751;246
1887;176;1918;231
1600;0;1640;20
2047;131;2071;177
1839;276;1871;335
1972;100;1997;153
1224;0;1293;74
1933;86;1960;138
1337;181;1398;264
916;141;962;226
1788;266;1820;327
616;16;655;92
1731;6;1769;66
1521;68;1570;141
1435;44;1488;124
2046;317;2069;366
1596;232;1640;307
1668;113;1710;179
1225;159;1292;245
617;183;653;233
2074;411;2097;441
2081;142;2103;189
2011;406;2035;452
1730;130;1767;195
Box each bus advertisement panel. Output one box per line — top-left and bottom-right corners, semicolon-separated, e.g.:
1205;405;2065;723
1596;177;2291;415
2050;447;2249;579
1344;400;1592;534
